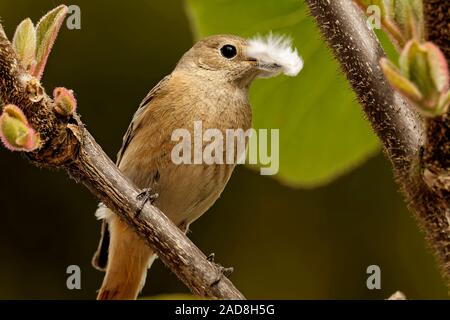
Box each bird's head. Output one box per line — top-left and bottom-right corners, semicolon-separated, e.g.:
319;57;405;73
176;34;303;88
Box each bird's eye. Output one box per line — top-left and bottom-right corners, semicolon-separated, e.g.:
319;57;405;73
220;44;237;59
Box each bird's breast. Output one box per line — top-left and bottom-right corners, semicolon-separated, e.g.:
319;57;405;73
120;73;253;227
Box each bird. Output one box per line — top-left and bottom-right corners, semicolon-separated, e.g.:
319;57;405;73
92;34;303;300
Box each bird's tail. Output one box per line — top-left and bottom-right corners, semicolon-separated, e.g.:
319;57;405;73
96;211;155;300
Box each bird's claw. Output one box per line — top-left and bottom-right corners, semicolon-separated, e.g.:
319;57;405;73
208;253;234;286
220;266;234;278
136;188;159;217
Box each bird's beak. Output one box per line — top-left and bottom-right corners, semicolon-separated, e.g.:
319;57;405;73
245;34;303;79
256;62;283;78
247;58;283;78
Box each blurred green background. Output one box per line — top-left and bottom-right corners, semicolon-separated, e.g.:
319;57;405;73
0;0;447;299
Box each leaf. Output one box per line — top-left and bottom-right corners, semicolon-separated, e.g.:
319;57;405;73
0;105;40;152
33;5;68;79
12;18;36;71
186;0;380;187
381;58;423;102
401;41;435;98
392;0;424;40
424;42;449;92
53;87;77;116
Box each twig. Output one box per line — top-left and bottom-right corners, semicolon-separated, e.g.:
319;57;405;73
0;24;244;300
306;0;450;286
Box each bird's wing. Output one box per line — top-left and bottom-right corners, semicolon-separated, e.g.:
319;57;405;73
92;75;171;272
115;74;172;166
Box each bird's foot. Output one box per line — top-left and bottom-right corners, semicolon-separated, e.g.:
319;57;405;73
136;188;159;218
208;253;234;286
220;266;234;278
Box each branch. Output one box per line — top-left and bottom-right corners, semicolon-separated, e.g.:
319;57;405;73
306;0;450;286
0;24;244;299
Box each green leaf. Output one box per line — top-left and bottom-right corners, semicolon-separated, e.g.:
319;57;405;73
0;105;40;152
53;87;77;116
186;0;379;187
402;41;435;98
392;0;424;40
34;5;68;79
424;42;449;93
12;18;36;71
380;58;423;102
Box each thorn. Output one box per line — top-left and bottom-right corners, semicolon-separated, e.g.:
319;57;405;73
135;188;158;218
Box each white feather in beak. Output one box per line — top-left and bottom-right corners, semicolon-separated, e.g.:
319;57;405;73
246;34;303;77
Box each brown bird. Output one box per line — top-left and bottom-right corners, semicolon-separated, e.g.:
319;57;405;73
92;34;302;300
